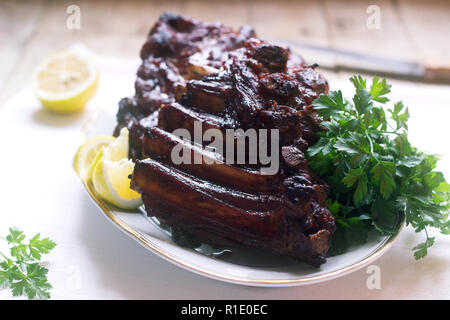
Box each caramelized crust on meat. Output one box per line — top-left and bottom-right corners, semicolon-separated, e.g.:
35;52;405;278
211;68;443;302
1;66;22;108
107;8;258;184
115;12;335;266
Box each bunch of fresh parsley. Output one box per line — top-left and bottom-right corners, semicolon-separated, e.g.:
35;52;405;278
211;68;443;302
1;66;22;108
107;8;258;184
308;76;450;259
0;228;56;299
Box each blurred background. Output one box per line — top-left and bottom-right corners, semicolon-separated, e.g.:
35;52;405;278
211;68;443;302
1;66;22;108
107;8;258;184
1;0;450;104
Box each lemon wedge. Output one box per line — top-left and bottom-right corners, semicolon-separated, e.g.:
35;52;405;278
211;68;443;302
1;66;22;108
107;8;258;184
103;126;129;162
73;135;115;181
84;128;142;210
32;51;99;113
92;157;142;210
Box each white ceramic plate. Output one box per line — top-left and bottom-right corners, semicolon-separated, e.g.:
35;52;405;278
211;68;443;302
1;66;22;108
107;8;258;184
77;107;403;287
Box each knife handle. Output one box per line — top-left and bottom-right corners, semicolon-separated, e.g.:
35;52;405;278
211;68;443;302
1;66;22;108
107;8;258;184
423;61;450;83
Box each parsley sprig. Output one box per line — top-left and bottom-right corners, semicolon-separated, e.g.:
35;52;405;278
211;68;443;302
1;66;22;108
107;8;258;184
308;76;450;258
0;228;56;299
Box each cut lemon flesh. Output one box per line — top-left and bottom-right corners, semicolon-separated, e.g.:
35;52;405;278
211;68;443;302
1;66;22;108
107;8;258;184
32;51;98;113
92;157;142;210
76;128;142;210
103;127;129;162
73;135;115;181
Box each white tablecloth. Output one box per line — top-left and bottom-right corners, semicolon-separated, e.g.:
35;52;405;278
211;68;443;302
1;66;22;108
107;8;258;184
0;51;449;300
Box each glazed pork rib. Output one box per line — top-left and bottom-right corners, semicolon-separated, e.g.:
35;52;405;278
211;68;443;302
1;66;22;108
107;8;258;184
141;127;281;194
116;12;335;266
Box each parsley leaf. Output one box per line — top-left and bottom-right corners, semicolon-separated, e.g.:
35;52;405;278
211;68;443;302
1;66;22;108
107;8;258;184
371;161;396;199
309;76;450;259
28;233;56;260
412;236;435;260
0;228;56;299
370;77;391;103
10;263;52;300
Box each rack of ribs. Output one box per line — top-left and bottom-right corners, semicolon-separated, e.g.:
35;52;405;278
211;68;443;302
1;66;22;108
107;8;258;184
114;12;335;266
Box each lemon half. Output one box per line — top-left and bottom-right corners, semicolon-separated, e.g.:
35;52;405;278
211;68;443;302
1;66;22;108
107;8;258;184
32;51;99;113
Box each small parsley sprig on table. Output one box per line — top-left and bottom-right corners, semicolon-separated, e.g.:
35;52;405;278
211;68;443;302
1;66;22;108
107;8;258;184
0;228;56;299
308;76;450;258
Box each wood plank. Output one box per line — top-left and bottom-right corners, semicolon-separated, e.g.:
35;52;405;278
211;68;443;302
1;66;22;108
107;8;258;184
35;0;185;37
397;0;450;65
0;0;46;99
248;0;328;46
185;0;250;28
322;0;419;62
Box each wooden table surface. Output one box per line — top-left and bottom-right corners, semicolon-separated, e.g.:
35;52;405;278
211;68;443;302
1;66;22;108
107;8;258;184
1;0;450;104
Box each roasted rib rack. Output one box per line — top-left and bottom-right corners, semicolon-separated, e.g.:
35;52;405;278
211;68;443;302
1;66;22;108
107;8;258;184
115;13;335;266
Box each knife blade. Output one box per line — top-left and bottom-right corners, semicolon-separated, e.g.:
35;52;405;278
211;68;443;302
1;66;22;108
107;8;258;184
273;40;450;83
